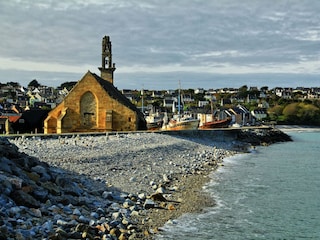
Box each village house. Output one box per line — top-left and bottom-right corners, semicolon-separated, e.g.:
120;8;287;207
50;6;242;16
44;36;146;134
194;88;205;94
251;109;268;121
227;105;252;126
275;87;293;99
151;90;163;98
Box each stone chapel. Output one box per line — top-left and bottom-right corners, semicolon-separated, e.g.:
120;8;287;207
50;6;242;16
44;36;146;133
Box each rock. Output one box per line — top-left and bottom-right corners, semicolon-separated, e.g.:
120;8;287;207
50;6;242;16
31;165;51;181
7;176;23;190
112;212;121;220
149;192;167;202
29;208;42;218
167;203;175;210
41;220;53;233
163;174;170;183
109;228;121;237
138;193;146;200
41;181;60;195
0;157;14;173
25;171;40;182
55;176;83;196
56;219;69;226
0;177;13;195
32;187;49;202
10;190;40;208
73;208;81;216
90;211;99;219
144;199;156;209
130;210;139;217
78;215;90;224
123;199;134;209
155;186;166;194
102;191;113;200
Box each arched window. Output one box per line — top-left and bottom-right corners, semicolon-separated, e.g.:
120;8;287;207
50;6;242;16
80;91;97;128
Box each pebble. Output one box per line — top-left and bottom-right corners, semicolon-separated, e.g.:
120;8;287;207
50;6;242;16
2;131;253;239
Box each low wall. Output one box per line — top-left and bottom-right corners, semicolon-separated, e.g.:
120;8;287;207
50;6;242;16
2;126;291;146
159;129;239;142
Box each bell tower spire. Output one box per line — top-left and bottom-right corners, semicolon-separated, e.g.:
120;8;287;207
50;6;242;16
99;36;116;84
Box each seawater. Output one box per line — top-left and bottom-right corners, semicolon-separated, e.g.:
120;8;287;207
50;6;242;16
157;130;320;240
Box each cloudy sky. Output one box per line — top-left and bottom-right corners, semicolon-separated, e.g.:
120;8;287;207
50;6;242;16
0;0;319;90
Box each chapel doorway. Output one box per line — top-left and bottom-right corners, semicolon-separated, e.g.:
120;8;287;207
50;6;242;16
80;91;97;128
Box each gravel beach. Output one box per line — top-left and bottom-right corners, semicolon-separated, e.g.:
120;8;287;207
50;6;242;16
6;132;238;239
11;133;236;194
2;129;290;239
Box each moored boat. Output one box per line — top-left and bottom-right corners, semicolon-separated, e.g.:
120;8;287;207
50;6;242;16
199;117;231;129
145;112;163;130
162;114;199;131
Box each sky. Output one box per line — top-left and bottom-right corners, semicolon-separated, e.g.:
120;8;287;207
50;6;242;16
0;0;320;90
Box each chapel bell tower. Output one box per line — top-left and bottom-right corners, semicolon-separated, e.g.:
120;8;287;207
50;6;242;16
99;35;116;84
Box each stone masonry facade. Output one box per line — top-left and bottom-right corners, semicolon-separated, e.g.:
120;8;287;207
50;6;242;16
44;36;146;133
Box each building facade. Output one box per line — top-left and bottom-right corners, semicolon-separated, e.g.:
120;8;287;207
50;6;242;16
44;36;146;133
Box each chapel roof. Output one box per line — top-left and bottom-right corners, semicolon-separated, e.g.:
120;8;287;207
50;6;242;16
90;72;145;119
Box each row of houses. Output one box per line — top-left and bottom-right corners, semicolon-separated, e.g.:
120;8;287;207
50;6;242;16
1;36;319;134
1;82;320;115
1;83;318;134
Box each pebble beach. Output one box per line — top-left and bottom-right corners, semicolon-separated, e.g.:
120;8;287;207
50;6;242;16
1;129;290;239
12;133;236;194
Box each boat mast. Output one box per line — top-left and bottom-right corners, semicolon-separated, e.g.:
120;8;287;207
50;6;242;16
211;94;214;118
141;86;144;115
178;80;181;117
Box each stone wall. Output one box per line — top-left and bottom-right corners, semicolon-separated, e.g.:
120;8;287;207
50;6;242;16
44;72;139;133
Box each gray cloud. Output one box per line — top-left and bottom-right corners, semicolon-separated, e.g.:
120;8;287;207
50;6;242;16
0;0;319;89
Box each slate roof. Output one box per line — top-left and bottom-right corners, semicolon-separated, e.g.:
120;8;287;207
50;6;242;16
91;72;145;120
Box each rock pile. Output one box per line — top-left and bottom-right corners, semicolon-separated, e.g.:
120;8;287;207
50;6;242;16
1;129;291;239
0;134;233;240
237;128;292;146
0;137;154;239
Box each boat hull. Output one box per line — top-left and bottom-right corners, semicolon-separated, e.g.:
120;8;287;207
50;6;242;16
162;119;199;131
199;118;231;129
147;121;163;130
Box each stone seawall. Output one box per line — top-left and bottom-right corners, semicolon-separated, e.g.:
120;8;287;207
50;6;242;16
161;127;292;146
4;126;290;146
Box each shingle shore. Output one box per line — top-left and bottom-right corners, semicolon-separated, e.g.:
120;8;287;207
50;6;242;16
1;132;240;239
11;133;237;194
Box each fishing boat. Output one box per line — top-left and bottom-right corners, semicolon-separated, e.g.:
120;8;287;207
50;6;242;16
199;117;231;129
161;82;199;131
162;114;199;131
198;95;231;129
145;112;163;130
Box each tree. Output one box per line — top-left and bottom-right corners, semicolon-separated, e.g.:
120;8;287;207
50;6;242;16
28;79;41;88
7;82;20;87
238;85;248;99
282;102;320;125
268;104;285;121
58;81;77;91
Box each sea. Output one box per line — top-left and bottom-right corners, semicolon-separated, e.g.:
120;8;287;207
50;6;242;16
157;129;320;240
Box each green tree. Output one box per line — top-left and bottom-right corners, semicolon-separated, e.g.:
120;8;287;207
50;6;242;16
282;102;320;125
28;79;41;88
268;104;285;121
238;85;248;99
7;82;20;87
59;81;77;91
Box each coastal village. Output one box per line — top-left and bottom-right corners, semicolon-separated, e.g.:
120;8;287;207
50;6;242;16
1;36;320;134
0;36;300;240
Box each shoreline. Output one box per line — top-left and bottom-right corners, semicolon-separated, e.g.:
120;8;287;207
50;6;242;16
1;128;290;239
137;159;223;238
276;125;320;133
